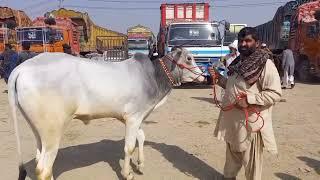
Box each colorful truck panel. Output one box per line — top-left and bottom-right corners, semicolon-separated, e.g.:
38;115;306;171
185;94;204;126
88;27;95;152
289;0;320;80
46;8;126;55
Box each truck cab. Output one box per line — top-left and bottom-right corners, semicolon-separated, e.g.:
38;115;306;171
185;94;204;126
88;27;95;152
128;38;150;58
157;3;230;83
17;27;67;53
164;21;229;82
16;17;80;54
16;26;64;53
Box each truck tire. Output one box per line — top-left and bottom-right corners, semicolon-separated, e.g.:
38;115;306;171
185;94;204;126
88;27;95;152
298;60;311;82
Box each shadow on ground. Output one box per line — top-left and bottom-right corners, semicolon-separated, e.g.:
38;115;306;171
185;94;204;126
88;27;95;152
25;139;223;180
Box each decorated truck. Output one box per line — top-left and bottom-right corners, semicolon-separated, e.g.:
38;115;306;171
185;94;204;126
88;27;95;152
127;24;155;58
289;0;320;81
0;7;32;52
46;8;126;55
157;3;230;83
16;16;80;55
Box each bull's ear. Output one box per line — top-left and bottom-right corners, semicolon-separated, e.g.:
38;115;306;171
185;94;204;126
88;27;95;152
174;50;182;59
171;46;182;52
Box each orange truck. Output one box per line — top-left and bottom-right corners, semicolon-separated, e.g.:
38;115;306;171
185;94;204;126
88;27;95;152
0;26;8;52
0;7;32;52
289;0;320;81
16;17;80;55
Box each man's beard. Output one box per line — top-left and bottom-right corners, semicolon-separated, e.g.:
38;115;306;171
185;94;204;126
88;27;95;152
239;46;256;57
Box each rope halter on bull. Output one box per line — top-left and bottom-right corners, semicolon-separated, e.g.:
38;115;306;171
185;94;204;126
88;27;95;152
210;69;265;132
159;54;204;86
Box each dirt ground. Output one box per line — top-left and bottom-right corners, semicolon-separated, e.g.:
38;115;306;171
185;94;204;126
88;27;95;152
0;81;319;180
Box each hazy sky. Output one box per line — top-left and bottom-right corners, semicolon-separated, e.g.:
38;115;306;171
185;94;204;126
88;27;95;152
0;0;288;33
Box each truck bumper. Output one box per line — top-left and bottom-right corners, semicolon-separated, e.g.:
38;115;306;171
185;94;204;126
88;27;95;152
196;61;225;77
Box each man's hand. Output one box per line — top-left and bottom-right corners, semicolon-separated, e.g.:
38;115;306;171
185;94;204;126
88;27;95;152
208;67;227;89
236;97;249;109
208;67;217;80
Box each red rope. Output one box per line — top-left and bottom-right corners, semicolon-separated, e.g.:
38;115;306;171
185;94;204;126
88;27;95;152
211;72;264;132
160;55;205;85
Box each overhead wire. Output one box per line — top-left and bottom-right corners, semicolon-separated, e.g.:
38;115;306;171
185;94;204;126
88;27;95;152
64;1;289;10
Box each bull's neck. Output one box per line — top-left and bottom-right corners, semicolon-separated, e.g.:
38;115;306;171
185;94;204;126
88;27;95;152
152;57;175;97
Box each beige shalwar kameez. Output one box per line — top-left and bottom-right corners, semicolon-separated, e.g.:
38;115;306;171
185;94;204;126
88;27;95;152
214;59;282;180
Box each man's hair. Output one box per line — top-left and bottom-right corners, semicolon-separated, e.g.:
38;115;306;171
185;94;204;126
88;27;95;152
22;41;31;50
238;27;259;42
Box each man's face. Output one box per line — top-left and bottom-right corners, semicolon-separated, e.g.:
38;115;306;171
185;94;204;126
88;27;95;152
238;35;259;57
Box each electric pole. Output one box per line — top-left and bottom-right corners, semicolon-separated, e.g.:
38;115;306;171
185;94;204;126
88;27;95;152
58;0;64;8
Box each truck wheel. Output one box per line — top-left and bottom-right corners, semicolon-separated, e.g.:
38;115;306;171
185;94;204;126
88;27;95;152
298;60;311;82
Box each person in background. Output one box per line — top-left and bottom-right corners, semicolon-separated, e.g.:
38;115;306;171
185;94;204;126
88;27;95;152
223;40;240;68
17;41;37;66
261;43;267;50
62;43;73;55
0;43;19;84
281;46;295;89
261;43;274;61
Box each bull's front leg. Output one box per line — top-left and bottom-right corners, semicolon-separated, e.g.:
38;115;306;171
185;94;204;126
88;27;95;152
121;118;141;180
137;128;145;173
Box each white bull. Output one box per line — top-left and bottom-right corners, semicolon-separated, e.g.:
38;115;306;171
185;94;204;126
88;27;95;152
8;48;205;180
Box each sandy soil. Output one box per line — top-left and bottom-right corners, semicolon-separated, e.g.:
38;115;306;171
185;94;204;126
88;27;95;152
0;81;319;180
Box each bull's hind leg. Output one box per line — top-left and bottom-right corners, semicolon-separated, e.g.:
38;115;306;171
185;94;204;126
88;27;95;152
137;128;145;173
35;124;63;180
18;107;42;164
34;113;71;180
121;117;142;180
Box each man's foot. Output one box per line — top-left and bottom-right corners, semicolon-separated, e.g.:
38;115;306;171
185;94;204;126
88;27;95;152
291;83;295;89
2;90;8;93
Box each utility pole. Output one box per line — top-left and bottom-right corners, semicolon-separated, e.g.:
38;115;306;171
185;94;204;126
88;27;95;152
58;0;64;8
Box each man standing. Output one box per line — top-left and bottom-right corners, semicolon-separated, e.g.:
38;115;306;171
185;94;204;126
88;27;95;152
210;27;282;180
281;47;295;89
0;44;19;84
17;41;37;66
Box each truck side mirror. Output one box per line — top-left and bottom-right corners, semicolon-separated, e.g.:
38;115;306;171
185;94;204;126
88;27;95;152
211;33;215;39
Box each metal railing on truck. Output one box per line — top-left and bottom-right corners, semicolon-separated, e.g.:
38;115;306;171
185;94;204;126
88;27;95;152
96;36;128;62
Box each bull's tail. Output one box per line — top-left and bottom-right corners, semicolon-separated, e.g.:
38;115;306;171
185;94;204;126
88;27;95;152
8;70;27;180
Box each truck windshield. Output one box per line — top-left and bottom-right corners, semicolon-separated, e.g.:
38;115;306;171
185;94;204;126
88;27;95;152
224;24;246;45
17;27;63;44
168;24;220;46
128;39;148;50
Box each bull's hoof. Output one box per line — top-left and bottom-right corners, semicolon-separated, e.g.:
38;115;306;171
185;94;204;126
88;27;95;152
18;165;27;180
137;162;144;174
126;172;134;180
121;170;134;180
